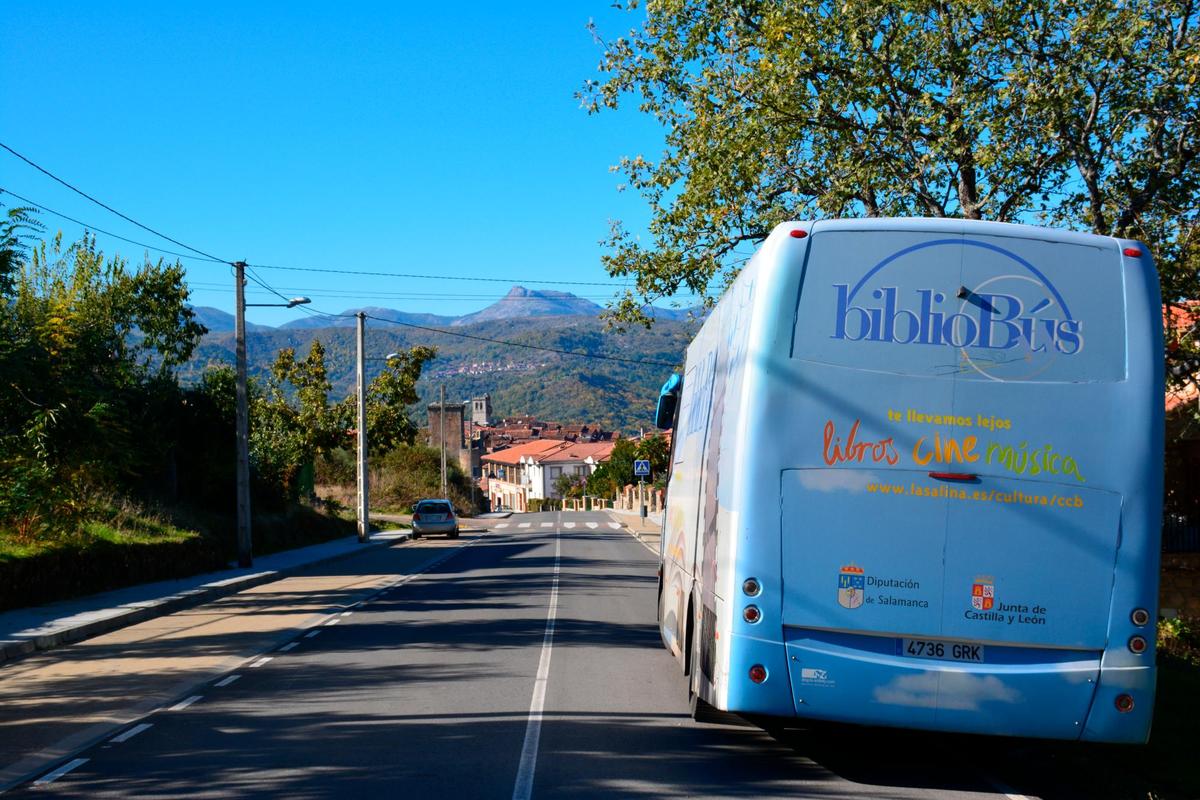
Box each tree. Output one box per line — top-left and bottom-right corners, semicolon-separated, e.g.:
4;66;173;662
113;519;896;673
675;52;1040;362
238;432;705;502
635;434;670;478
587;438;639;498
0;201;42;297
360;346;437;453
582;1;1200;386
554;471;587;500
251;342;437;497
0;226;205;534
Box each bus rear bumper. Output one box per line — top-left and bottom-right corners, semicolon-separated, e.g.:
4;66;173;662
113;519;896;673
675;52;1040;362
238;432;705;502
721;628;1152;742
1079;664;1155;744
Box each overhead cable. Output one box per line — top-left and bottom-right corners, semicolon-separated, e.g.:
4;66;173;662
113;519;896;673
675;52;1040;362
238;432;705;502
0;188;227;263
0;141;229;263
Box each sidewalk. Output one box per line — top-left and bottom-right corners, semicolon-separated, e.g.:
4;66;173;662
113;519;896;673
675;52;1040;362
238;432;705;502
0;526;411;666
607;508;663;553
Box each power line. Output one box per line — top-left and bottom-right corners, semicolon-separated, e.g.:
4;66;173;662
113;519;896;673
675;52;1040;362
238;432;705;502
0;141;230;263
1;148;687;368
238;294;679;368
4;185;669;292
357;311;679;368
246;261;625;288
186;281;703;303
0;188;227;263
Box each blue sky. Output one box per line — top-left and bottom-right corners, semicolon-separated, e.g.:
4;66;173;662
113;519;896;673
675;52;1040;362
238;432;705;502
1;2;669;326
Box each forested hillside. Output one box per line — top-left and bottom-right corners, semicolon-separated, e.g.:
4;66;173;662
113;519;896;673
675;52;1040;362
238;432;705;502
182;315;694;431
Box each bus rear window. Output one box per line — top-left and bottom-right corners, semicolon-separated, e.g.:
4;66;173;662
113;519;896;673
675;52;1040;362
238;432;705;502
792;231;1126;382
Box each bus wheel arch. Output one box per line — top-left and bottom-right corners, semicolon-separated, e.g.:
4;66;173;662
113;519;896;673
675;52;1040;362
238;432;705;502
683;593;695;678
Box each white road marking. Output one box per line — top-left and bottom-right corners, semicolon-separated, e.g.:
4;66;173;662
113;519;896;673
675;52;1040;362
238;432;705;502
585;522;598;529
511;532;561;800
249;657;273;668
563;522;575;529
215;675;241;687
496;523;510;529
304;630;321;639
325;618;340;626
169;695;202;711
540;522;552;528
109;723;153;744
33;758;88;785
279;642;299;652
607;522;621;529
986;777;1034;800
518;523;531;529
340;610;354;617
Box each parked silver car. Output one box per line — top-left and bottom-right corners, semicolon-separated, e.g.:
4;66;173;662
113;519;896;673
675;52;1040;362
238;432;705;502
411;499;458;539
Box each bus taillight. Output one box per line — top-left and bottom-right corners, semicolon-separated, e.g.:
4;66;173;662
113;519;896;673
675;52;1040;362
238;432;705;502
1128;635;1147;654
743;605;761;623
1130;608;1150;626
1115;694;1135;713
749;665;768;683
742;578;761;596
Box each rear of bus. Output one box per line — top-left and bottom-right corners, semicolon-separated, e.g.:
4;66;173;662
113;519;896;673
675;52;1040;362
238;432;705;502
727;219;1163;743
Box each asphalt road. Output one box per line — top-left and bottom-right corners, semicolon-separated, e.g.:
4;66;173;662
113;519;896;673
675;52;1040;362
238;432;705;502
5;512;1093;798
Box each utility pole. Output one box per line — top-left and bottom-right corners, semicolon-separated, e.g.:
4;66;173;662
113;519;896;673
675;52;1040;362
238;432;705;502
439;384;447;497
233;261;253;568
356;312;369;543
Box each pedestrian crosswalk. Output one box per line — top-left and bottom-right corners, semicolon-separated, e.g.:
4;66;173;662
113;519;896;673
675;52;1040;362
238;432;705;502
491;520;627;531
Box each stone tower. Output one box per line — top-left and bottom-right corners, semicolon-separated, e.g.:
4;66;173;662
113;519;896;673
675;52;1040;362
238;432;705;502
470;394;493;427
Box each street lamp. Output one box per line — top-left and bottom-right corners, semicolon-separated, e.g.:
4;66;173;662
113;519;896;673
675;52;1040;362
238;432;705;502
246;296;312;308
233;259;311;568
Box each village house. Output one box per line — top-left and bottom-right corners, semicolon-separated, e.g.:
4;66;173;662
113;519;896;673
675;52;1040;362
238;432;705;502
482;439;614;512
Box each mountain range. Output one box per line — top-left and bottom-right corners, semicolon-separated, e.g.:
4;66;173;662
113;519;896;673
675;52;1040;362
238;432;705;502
182;287;701;431
192;286;696;332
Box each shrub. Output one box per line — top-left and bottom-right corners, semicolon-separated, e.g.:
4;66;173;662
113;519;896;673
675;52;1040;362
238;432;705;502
1159;616;1200;666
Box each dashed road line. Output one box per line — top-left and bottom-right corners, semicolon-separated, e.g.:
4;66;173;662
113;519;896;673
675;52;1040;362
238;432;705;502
340;610;354;617
249;656;273;668
304;630;321;639
518;523;531;528
215;674;241;687
109;723;153;744
511;532;561;800
168;695;202;712
33;758;88;786
279;642;299;652
496;523;510;529
540;522;553;528
324;618;341;626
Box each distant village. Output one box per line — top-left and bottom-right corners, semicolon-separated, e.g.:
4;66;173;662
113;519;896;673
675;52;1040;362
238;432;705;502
425;393;643;512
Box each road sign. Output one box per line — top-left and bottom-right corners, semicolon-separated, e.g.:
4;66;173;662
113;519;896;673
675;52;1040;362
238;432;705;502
634;459;651;477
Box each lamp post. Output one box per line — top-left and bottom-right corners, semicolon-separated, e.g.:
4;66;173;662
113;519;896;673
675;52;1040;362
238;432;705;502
233;258;309;568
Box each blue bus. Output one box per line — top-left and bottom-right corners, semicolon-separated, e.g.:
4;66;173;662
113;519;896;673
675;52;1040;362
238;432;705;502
654;218;1163;743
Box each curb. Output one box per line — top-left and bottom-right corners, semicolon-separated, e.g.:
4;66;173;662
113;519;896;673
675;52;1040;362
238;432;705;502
0;531;410;667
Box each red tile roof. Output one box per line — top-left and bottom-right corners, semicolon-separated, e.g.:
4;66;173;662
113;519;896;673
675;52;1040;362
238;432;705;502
481;439;568;465
1166;302;1199;413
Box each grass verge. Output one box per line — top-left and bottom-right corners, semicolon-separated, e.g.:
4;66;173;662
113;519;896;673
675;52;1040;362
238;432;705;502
0;500;356;612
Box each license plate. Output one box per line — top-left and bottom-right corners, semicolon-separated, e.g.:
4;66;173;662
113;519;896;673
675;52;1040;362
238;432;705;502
901;638;985;663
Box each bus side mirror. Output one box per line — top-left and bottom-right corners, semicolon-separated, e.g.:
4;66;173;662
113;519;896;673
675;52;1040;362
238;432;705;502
655;373;682;430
